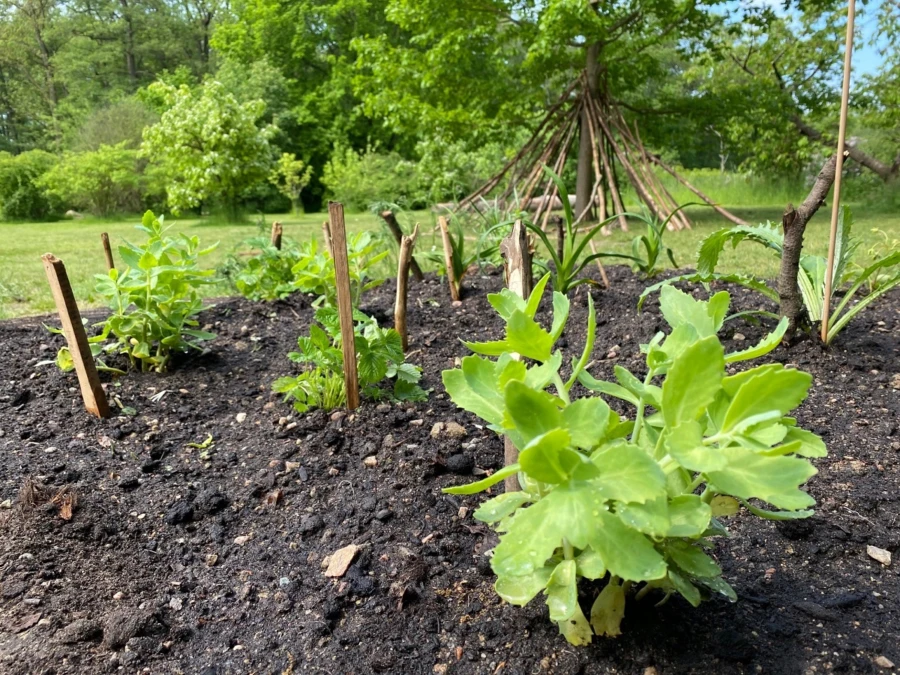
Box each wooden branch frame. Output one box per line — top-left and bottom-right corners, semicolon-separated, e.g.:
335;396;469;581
380;210;424;281
270;221;283;250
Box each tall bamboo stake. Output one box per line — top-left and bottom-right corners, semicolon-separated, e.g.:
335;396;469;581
821;0;856;343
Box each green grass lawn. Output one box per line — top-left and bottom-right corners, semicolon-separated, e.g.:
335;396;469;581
1;204;897;319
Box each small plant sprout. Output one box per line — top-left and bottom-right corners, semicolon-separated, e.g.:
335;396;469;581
273;308;427;413
442;275;823;644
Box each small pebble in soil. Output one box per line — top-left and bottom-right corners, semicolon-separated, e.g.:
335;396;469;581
867;545;892;566
445;454;475;474
235;412;247;423
875;656;895;669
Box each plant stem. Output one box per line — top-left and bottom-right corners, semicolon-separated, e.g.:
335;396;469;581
562;538;574;560
630;370;655;444
552;373;571;405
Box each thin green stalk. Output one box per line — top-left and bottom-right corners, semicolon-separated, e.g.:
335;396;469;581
630;370;655;444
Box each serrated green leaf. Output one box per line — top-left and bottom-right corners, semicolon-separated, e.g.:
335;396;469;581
721;368;812;435
562;398;611;449
442;356;507;427
783;427;827;458
659;285;716;337
707;447;817;510
574;547;606;580
662;336;724;428
592;444;667;504
589;509;667;581
492;482;603;576
507;310;553;362
667;495;712;537
474;492;531;523
520;429;592;484
666;421;727;472
666;540;720;578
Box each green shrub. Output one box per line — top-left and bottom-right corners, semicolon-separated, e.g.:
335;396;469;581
38;142;162;216
221;236;304;302
413;136;507;203
0;150;59;221
323;146;421;210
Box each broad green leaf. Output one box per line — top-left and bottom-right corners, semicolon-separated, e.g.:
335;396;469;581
707;447;817;511
617;496;670;537
592;444;667;504
721;363;783;398
443;463;520;495
520;430;591;484
442;356;506;427
492;482;603;576
575;547;606;580
667;495;712;537
589;509;667;581
474;492;531;523
495;566;553;606
662;336;724;428
659;285;716;337
546;560;578;621
562;398;611;449
707;291;731;332
507;310;554;362
503;380;563;445
655;323;700;370
549;292;570;341
721;369;812;435
666;541;720;578
783;427;827;458
488;289;525;319
524;352;562;390
590;578;626;637
725;317;788;364
666;421;727;472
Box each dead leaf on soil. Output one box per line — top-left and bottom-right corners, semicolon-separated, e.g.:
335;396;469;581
4;612;41;634
18;478;77;520
324;544;359;578
263;489;283;507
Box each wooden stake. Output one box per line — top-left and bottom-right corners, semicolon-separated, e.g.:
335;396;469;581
822;0;856;343
499;220;533;492
41;254;111;418
321;220;333;256
327;202;360;410
270;221;283;250
437;216;461;302
394;224;420;351
100;233;115;271
648;154;750;227
380;210;424;281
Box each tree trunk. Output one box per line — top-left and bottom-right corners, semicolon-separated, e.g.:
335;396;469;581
778;154;839;334
575;43;601;220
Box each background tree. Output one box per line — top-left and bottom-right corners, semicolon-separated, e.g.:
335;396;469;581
269;152;312;214
141;79;275;219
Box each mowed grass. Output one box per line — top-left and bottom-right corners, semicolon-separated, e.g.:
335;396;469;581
1;202;897;319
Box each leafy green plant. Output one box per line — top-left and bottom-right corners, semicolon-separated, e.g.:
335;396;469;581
39;322;125;375
221;236;303;301
851;228;900;295
0;150;60;221
640;206;899;343
627;208;681;278
426;217;500;297
441;275;822;644
269;152;312;214
525;169;640;292
273;307;427;412
292;231;388;307
93;210;219;372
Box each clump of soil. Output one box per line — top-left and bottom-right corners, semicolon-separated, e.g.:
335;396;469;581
0;266;898;674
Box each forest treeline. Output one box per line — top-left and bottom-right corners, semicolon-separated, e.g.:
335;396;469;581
0;0;897;220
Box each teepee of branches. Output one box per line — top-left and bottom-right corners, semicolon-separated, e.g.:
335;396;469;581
457;72;750;232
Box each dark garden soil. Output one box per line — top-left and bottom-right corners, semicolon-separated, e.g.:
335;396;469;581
0;266;898;675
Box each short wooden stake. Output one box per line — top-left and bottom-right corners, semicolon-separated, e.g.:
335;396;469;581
437;216;460;302
42;254;111;418
499;220;533;492
322;220;334;256
270;221;283;250
328;202;360;410
380;210;424;281
394;224;420;351
100;233;115;271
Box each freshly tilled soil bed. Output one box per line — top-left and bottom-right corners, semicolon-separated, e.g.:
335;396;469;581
0;266;898;674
